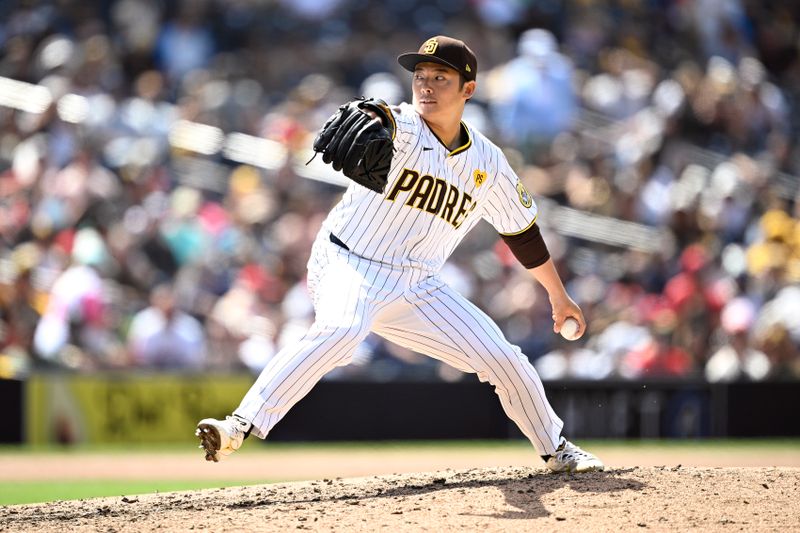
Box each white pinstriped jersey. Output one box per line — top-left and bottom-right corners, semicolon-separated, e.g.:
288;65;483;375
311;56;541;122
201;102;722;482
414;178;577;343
322;102;538;273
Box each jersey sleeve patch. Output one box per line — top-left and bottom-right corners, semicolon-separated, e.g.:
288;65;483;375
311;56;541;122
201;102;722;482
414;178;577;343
516;181;533;208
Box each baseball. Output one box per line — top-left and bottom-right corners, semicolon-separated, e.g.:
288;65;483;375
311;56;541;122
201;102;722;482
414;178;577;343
560;317;581;340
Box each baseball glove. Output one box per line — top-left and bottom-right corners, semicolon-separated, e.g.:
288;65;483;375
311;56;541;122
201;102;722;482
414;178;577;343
312;98;396;194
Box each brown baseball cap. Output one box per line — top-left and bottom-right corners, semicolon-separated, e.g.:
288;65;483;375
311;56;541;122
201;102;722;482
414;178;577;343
397;36;478;82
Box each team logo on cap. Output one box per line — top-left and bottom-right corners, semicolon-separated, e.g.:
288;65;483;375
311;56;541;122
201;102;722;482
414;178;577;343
422;38;439;54
516;181;533;208
473;169;486;188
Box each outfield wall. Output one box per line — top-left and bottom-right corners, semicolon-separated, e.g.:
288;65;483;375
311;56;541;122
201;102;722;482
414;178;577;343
1;375;798;444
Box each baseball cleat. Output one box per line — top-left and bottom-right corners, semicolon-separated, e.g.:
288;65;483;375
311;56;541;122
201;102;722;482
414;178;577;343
195;415;250;462
545;437;605;473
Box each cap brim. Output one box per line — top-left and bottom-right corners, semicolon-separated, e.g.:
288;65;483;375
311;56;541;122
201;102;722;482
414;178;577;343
397;53;461;74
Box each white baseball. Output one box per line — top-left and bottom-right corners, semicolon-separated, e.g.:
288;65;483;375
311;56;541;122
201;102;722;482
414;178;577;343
560;317;581;341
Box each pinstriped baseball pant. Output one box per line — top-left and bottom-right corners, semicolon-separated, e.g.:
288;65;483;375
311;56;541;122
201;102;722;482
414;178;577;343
235;234;564;455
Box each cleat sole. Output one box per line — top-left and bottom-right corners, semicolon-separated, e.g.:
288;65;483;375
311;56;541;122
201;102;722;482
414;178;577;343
196;423;222;462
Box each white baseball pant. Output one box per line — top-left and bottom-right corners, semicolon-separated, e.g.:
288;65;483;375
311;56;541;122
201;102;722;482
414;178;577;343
235;233;564;455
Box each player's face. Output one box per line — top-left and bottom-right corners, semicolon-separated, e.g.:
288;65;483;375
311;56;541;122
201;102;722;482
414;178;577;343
412;62;475;122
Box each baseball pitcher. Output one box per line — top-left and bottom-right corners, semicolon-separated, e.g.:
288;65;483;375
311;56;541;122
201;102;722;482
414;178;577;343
197;36;604;473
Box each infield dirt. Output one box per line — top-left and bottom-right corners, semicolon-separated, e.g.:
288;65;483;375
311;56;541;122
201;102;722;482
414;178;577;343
2;466;798;532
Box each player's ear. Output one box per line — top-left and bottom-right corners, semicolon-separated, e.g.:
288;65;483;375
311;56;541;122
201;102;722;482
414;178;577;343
462;80;476;99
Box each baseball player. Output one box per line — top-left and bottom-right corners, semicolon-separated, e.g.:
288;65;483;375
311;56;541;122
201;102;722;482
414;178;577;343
197;36;604;473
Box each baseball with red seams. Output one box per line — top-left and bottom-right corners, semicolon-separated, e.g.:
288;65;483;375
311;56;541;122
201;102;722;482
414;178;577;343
560;317;581;340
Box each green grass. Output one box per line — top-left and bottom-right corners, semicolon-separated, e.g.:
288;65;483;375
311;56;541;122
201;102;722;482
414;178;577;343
0;479;267;506
1;437;797;455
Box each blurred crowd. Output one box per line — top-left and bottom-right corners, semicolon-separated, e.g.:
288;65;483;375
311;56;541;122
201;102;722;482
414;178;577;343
0;0;799;383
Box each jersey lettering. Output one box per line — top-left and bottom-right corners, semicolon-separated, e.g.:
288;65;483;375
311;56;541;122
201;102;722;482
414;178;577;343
387;167;476;227
440;184;459;223
452;192;475;228
405;174;434;210
387;168;419;201
425;178;448;214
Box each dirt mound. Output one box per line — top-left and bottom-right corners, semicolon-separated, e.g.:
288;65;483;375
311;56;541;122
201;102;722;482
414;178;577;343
2;466;798;532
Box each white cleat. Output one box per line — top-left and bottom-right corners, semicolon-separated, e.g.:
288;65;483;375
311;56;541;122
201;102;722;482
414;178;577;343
545;437;605;473
195;416;250;462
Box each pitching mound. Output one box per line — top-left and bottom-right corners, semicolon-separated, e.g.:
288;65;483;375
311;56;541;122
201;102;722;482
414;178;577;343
2;466;798;532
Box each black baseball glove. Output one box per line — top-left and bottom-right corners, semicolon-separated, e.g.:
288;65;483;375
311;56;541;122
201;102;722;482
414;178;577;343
312;98;396;194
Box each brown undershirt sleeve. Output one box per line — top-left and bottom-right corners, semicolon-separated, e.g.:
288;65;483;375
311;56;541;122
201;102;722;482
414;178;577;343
500;222;550;269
